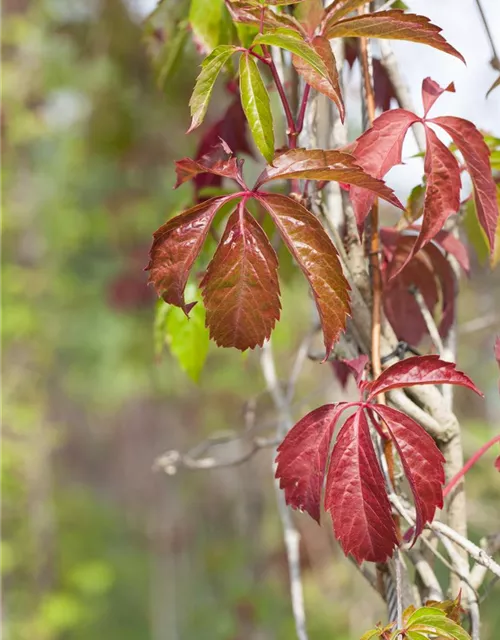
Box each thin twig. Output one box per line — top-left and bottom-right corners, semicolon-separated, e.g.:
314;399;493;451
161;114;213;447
406;549;443;602
470;533;500;590
410;286;444;356
261;340;308;640
154;435;279;474
389;495;481;600
431;521;500;581
390;494;500;581
395;549;403;629
475;0;500;69
435;533;480;640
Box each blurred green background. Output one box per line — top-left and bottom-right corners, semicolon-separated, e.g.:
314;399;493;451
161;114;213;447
2;1;499;639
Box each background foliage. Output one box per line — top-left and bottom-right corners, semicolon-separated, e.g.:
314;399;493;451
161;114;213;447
2;1;499;638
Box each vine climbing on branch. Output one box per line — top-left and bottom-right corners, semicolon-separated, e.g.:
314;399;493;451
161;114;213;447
145;1;500;638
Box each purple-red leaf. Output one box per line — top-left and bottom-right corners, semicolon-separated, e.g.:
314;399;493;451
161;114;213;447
381;235;441;346
365;355;483;401
255;148;404;210
421;77;455;117
323;11;465;64
275;403;349;523
350;109;419;226
174;152;244;189
292;35;345;122
325;409;399;563
345;355;369;384
435;230;470;275
372;404;445;541
414;127;461;255
258;193;350;358
200;203;281;350
147;197;229;313
431;115;500;251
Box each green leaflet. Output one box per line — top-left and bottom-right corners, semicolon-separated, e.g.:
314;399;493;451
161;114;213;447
188;45;237;132
252;29;329;80
155;286;210;382
406;632;432;640
239;53;275;163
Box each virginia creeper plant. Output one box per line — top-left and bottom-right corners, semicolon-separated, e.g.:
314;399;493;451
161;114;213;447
145;1;500;638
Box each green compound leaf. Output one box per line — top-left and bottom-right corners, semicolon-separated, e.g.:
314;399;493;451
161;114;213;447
239;52;275;163
189;45;237;132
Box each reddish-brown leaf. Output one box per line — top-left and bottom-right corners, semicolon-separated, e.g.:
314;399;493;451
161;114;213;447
200;203;281;350
372;404;445;540
174;153;244;189
325;409;399;563
421;77;455;117
295;0;324;35
323;11;465;64
258;193;350;358
424;242;456;339
275;403;349;523
389;125;461;278
365;355;483;401
227;2;304;34
411;127;462;258
350;109;419;226
193;95;254;202
255;148;404;210
322;0;371;24
147;197;230;313
431;116;500;251
495;456;500;472
292;36;345;122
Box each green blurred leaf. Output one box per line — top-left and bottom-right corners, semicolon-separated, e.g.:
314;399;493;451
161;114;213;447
406;632;432;640
164;285;210;381
398;182;425;229
40;593;87;632
239;53;274;162
189;0;225;52
69;561;115;596
156;20;189;88
189;45;237;131
464;186;500;267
